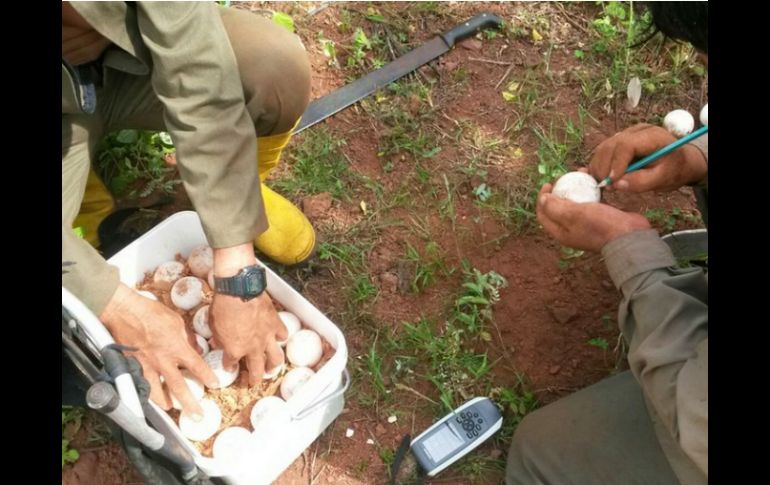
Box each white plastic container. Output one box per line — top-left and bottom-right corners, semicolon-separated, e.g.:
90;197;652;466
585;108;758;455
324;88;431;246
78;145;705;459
107;211;349;485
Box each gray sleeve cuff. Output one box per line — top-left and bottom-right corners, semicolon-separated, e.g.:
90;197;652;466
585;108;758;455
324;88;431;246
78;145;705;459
601;229;677;287
688;133;708;164
687;133;708;189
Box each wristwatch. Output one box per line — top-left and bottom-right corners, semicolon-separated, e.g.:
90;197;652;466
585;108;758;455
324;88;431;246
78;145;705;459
213;264;267;301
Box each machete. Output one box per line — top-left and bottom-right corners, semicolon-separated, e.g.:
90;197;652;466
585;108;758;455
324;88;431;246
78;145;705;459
294;12;504;134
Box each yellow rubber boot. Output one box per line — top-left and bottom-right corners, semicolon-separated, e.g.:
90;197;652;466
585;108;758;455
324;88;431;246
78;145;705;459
73;168;115;248
254;127;316;265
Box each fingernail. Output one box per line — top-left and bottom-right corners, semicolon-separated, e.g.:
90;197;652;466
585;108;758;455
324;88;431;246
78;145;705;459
617;180;629;190
539;196;548;205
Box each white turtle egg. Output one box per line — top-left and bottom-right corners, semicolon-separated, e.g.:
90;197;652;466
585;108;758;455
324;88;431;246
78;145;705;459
286;330;323;368
552;172;601;204
280;367;315;401
663;109;695;137
171;277;205;311
178;399;221;442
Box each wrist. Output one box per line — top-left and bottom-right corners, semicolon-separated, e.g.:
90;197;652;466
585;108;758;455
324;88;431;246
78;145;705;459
606;215;652;247
99;283;132;329
213;243;258;277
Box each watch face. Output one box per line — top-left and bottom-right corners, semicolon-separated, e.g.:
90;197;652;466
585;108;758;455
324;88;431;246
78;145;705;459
244;267;266;295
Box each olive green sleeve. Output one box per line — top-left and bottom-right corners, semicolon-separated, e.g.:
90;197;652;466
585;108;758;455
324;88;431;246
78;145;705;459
602;230;708;475
62;224;120;316
135;2;267;248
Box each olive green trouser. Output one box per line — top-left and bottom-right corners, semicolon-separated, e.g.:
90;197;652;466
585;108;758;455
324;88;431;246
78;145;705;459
506;371;706;485
62;8;311;314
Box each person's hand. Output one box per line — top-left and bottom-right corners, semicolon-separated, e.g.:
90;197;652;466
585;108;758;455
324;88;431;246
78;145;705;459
100;284;219;419
209;244;287;387
536;184;651;252
62;27;111;65
62;3;112;66
589;124;707;193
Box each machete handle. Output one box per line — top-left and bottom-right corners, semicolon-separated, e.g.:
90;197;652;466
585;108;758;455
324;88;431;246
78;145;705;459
440;12;504;47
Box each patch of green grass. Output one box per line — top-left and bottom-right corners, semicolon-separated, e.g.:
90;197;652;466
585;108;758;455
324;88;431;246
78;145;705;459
96;130;180;198
508;71;545;132
534;121;582;185
477;118;583;233
402;241;451;293
349;273;379;304
317;239;380;317
363;334;388;403
477;186;537;234
576;1;705;115
385;265;511;413
273;126;352;199
370;79;439;163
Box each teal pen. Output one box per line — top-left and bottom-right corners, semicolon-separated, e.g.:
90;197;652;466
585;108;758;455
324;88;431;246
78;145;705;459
598;125;709;188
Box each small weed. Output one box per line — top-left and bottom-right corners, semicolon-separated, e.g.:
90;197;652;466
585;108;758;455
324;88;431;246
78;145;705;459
588;337;610;351
490;377;538;439
318;33;339;66
379;446;396;466
367;335;388;399
473;183;493;203
347;28;373;68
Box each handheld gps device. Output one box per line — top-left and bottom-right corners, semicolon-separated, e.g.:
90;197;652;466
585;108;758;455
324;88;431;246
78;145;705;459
409;397;503;477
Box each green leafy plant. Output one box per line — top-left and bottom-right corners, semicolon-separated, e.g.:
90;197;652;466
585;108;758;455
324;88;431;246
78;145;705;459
348;28;372;67
318;33;338;66
96;130;180;198
62;406;84;468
